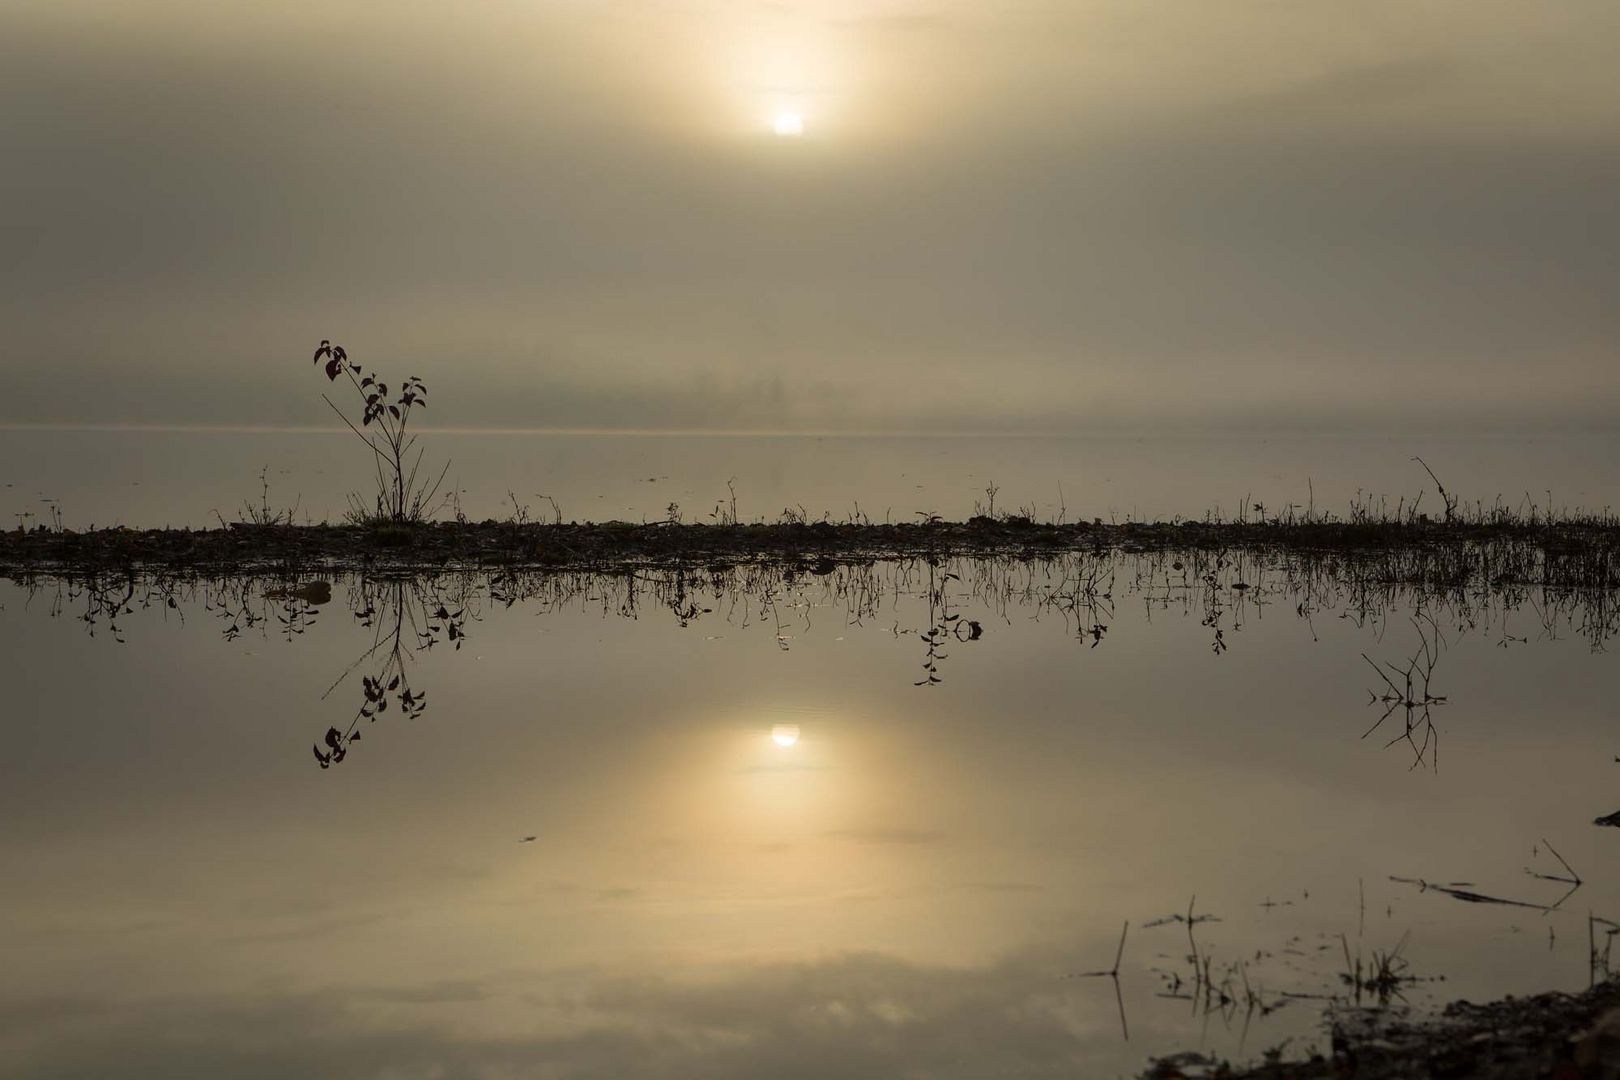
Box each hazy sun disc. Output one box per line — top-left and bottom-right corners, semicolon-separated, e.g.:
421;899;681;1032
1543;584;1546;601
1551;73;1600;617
772;112;804;137
771;724;801;747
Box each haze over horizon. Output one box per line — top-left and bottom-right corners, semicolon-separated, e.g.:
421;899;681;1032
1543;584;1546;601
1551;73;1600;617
8;11;1620;1077
4;1;1618;434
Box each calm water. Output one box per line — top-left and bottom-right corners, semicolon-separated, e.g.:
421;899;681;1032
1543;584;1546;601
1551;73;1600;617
2;428;1619;530
3;552;1618;1077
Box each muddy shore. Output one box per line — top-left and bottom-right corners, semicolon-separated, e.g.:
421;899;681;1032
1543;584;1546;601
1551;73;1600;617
2;517;1618;580
1146;978;1620;1078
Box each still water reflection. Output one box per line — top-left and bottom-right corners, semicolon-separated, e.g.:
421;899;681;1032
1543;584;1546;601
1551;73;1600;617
3;553;1618;1077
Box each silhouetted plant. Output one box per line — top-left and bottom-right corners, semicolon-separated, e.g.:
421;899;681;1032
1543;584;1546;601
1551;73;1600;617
1413;456;1460;524
14;498;64;534
709;478;739;525
311;339;449;525
971;481;1001;520
1338;931;1419;1007
229;467;300;527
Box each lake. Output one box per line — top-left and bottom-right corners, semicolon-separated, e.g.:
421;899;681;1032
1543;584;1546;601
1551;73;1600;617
3;547;1617;1077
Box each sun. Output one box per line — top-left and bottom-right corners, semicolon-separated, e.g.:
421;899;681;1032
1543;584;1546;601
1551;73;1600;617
771;723;801;747
772;112;805;137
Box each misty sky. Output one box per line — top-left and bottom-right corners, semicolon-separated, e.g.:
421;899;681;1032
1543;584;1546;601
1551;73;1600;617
3;1;1617;433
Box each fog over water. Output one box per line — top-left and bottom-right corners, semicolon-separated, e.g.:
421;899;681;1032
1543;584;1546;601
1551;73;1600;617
3;429;1619;531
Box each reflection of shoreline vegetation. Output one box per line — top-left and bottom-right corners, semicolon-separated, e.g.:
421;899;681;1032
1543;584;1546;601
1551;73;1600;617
1362;614;1449;771
313;578;470;767
20;544;1620;658
20;538;1620;648
18;545;1620;772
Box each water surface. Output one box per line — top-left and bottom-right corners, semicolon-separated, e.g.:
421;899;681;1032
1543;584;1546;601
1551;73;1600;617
4;553;1618;1076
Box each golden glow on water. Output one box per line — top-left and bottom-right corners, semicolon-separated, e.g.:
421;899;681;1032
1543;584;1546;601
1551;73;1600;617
8;571;1620;1077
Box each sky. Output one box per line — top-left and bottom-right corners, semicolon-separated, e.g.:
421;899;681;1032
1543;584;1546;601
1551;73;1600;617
2;1;1618;433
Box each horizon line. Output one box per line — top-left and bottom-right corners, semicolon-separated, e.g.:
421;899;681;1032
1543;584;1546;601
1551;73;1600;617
1;422;1616;439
